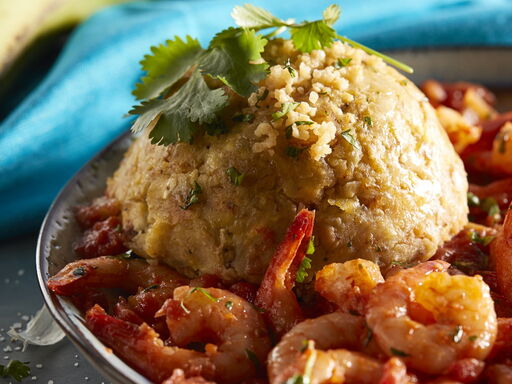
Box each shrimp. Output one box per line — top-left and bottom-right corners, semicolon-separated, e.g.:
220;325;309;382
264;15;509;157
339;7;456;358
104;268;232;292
157;286;271;384
485;364;512;384
366;261;497;375
85;304;215;383
491;122;512;175
488;318;512;362
255;209;315;337
288;344;384;384
315;259;384;315
162;369;215;384
490;204;512;302
268;311;381;384
48;255;187;296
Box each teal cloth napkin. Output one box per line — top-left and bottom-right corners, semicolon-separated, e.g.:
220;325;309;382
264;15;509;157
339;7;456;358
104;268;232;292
1;0;512;239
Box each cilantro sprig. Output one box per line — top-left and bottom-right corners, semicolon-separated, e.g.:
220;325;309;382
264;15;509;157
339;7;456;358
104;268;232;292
0;360;30;382
130;4;412;146
231;3;413;72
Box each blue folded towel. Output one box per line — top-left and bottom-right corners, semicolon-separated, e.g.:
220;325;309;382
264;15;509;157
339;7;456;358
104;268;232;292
1;0;512;239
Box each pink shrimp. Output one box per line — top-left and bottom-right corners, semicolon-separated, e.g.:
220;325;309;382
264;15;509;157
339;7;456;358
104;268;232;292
85;305;214;383
48;255;187;296
490;203;512;302
366;261;497;375
254;209;315;336
157;286;271;384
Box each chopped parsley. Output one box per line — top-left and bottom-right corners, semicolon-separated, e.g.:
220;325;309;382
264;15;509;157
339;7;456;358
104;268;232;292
295;121;314;126
181;182;202;210
245;349;261;370
142;284;160;293
285;125;293;139
340;129;360;149
363;116;372;127
481;197;501;222
469;335;478;342
306;236;315;255
468;230;495;246
225;301;234;310
190;287;219;302
451;325;463;343
284;58;296;77
72;267;86;277
0;360;30;382
117;251;139;260
286;146;306;158
232;113;255;123
272;102;299;120
255;88;269;107
205;118;229;136
296;257;312;283
284;375;306;384
251;303;266;313
467;192;480;207
226;167;245;186
285;121;314;139
130;4;411;146
337;58;352;67
390;347;410;357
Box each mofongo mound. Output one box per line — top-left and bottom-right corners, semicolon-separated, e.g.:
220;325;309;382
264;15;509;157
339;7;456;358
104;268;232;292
107;40;468;283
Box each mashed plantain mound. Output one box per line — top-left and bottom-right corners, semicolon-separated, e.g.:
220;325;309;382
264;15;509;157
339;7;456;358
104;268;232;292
107;40;468;283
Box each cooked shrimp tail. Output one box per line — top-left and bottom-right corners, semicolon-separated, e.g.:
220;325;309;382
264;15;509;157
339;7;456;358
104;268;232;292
255;209;315;336
85;305;215;383
48;256;187;296
490;203;512;302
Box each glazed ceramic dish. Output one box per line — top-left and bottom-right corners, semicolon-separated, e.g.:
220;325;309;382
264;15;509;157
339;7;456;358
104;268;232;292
36;48;512;384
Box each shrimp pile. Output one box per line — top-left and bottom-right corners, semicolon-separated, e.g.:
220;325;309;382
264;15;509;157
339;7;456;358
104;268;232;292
48;81;512;383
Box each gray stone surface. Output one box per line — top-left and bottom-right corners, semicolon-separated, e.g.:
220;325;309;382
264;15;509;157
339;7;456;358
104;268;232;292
0;234;106;384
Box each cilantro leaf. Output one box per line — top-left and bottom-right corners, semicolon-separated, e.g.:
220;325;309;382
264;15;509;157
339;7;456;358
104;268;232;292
131;71;228;144
0;360;30;382
231;4;286;29
290;21;337;53
201;28;268;97
322;4;341;26
133;36;204;100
